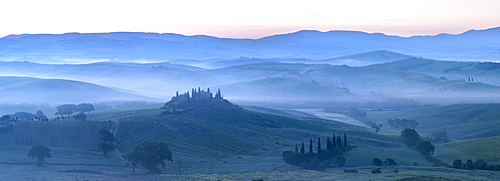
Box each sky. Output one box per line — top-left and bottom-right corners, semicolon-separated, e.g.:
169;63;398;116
0;0;499;38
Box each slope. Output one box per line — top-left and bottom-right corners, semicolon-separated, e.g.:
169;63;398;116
0;76;155;104
367;57;500;86
106;99;421;173
320;50;413;66
367;103;500;140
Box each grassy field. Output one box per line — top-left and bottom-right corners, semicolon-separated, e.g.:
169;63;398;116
367;103;500;139
444;136;500;164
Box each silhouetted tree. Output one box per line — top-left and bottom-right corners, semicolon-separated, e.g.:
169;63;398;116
326;137;332;151
309;138;313;153
300;142;305;154
474;159;488;170
416;140;435;155
98;129;116;142
372;158;383;166
337;136;342;148
385;158;397;166
295;143;298;152
124;141;173;174
28;145;51;166
73;112;87;121
317;137;321;153
97;141;115;157
97;129;116;156
76;103;94;113
464;159;474;170
401;128;420;148
55;104;76;117
344;133;347;147
332;135;336;149
453;159;463;169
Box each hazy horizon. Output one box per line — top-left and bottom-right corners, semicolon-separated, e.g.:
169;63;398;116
1;0;499;39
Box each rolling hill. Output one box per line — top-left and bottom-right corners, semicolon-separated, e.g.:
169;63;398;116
367;103;500;140
0;76;156;104
367;57;500;86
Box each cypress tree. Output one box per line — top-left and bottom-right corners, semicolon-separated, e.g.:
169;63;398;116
300;142;305;154
309;138;313;153
326;137;332;151
317;137;321;154
332;135;336;148
344;133;347;147
337;136;342;148
295;143;298;152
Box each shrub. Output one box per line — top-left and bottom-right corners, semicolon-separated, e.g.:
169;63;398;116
371;168;381;174
372;158;383;166
385;158;397;166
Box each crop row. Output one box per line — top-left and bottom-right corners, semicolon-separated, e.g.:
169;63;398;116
16;121;111;149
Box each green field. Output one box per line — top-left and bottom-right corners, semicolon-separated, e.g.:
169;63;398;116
445;136;500;164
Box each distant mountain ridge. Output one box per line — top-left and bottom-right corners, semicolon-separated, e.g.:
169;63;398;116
0;27;498;63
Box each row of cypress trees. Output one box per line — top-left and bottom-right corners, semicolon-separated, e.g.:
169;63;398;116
294;133;348;154
282;133;350;170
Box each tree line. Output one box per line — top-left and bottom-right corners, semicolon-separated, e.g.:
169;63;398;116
282;133;350;170
452;158;500;171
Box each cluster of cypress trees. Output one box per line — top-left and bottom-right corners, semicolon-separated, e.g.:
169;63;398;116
294;133;348;154
283;133;350;170
163;88;224;111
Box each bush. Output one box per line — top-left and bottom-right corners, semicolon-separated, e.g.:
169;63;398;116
373;158;383;166
385;158;397;166
371;168;382;174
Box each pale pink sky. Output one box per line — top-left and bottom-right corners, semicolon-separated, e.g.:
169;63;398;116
0;0;499;38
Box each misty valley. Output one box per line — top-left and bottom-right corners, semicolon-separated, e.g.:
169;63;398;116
0;29;499;180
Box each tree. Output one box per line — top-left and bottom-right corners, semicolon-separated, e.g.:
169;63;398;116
372;158;383;166
326;137;332;151
309;138;313;153
124;141;173;174
416;140;435;156
453;159;463;169
35;110;48;121
344;133;347;147
97;141;115;157
76;103;95;113
337;136;342;148
474;159;488;170
97;129;116;156
317;137;321;153
401;128;420;148
28;145;51;166
73;112;87;121
55;104;76;117
98;129;116;142
334;155;346;167
300;142;305;154
332;135;336;149
464;159;474;170
13;112;36;120
385;158;397;166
